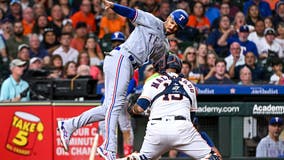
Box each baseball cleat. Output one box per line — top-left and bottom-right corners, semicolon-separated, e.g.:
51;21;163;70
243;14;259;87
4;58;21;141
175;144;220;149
97;146;116;160
57;120;71;152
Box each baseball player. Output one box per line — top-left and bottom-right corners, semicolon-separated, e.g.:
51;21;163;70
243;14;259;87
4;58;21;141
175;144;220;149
96;1;188;159
126;54;221;160
99;31;135;156
58;1;189;159
57;32;135;155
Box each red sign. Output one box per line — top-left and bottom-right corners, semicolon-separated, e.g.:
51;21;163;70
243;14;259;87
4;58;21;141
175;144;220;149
0;105;104;160
53;106;104;160
0;106;53;160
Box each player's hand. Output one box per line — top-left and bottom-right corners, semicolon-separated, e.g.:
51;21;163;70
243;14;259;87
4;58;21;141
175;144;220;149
102;0;114;9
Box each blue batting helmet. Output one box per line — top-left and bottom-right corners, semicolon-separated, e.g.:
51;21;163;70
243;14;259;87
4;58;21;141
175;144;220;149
111;32;125;42
170;9;188;29
166;54;182;73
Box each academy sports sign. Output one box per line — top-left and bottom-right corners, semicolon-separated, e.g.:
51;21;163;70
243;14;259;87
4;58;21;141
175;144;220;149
197;102;284;116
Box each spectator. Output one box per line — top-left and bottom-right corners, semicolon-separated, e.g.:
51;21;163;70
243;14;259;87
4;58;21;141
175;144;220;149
98;8;127;39
58;0;74;18
199;0;220;25
238;66;254;85
63;61;77;79
156;0;171;21
233;52;266;83
17;44;30;62
48;4;64;37
0;27;8;63
22;7;35;36
85;34;103;66
70;21;88;52
0;0;8;14
207;15;233;58
169;38;183;58
52;32;79;65
187;2;210;37
225;42;245;73
22;57;48;81
71;0;96;33
77;51;102;80
40;28;60;55
264;16;274;29
245;4;261;26
269;58;284;85
32;3;46;18
181;60;191;80
273;1;284;28
29;33;49;65
0;59;30;102
61;18;73;33
211;2;233;31
6;20;29;59
243;0;271;18
77;64;90;77
204;51;218;80
232;11;246;32
32;15;49;41
215;0;240;18
256;117;284;158
226;25;259;57
183;46;197;70
204;58;234;84
248;19;265;54
46;54;63;79
275;22;284;53
0;18;13;40
259;28;283;60
7;0;22;23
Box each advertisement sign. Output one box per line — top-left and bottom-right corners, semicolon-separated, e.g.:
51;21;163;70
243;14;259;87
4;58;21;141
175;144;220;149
0;106;53;160
197;102;284;116
53;106;104;160
196;85;284;95
0;104;104;160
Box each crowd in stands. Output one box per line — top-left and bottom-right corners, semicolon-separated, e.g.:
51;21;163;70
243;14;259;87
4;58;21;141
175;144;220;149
1;0;284;101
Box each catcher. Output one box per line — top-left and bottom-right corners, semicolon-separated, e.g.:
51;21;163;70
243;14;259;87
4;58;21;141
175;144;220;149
126;54;221;160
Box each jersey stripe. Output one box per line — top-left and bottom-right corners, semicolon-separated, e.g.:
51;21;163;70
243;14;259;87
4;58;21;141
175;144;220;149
104;55;124;149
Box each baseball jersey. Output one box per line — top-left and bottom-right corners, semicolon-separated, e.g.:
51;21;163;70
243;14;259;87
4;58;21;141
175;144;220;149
120;9;169;69
256;135;284;157
138;72;197;120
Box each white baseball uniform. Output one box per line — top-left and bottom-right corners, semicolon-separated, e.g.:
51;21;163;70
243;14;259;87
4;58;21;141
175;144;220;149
137;72;211;159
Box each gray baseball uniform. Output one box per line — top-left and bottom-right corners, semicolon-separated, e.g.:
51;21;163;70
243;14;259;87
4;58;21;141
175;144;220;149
101;9;169;153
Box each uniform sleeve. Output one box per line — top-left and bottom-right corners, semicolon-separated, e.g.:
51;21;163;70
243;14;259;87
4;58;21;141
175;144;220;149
132;9;162;28
137;79;157;109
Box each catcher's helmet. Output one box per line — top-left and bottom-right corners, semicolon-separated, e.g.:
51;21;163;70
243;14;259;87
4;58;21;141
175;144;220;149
166;54;182;73
170;9;188;29
111;32;125;42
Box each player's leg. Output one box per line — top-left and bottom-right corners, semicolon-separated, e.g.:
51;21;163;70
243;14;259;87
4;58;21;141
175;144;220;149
98;52;133;159
139;121;171;160
57;105;106;151
175;124;212;160
118;100;134;156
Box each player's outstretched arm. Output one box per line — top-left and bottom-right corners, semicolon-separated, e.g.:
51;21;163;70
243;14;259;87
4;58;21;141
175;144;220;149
102;0;136;21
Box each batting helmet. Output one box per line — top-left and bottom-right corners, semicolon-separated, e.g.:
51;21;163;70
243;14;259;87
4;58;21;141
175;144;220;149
111;32;125;42
166;54;182;73
170;9;189;29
